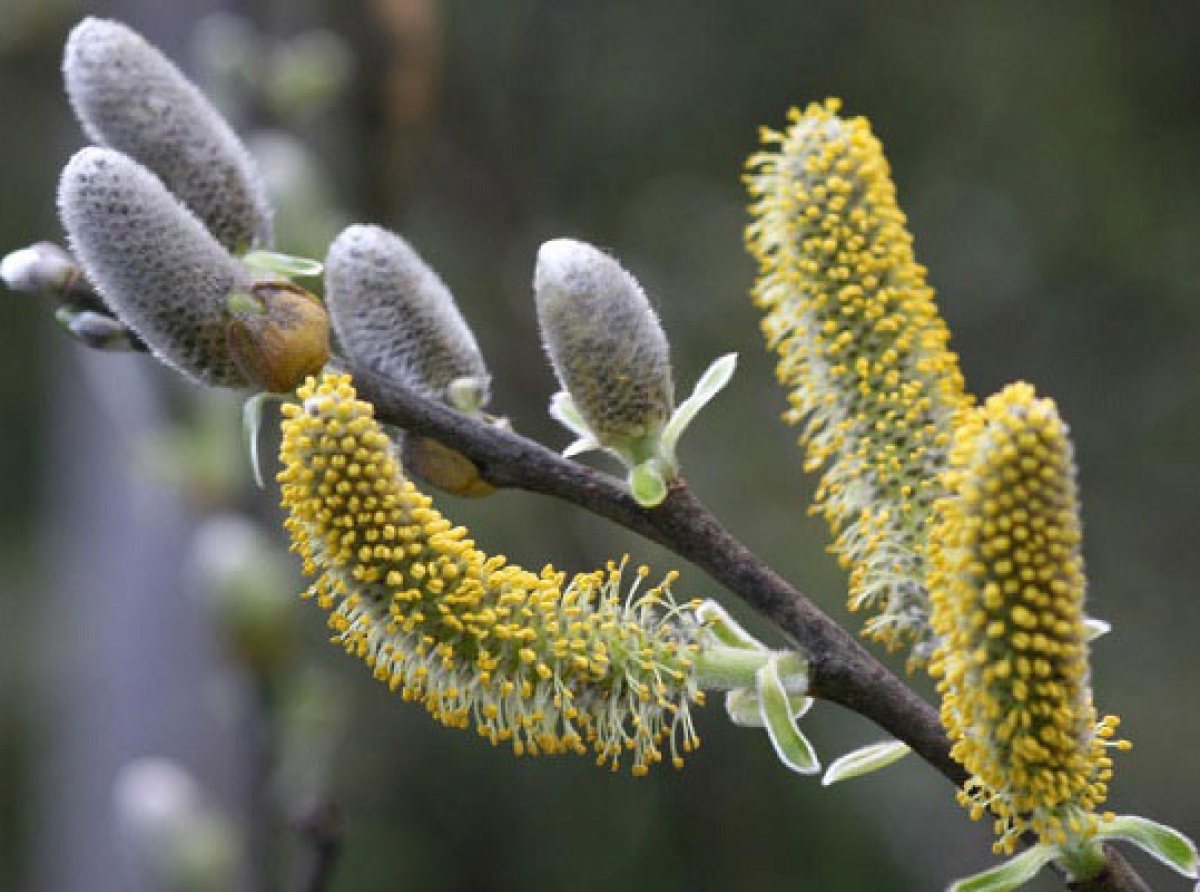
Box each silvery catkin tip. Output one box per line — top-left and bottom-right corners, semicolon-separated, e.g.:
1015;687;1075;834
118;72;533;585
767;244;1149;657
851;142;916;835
63;17;272;253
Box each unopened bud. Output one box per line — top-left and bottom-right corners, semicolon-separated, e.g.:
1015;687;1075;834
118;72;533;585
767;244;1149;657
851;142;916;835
401;434;496;499
1;241;80;294
58;147;255;386
225;281;330;393
325;224;490;405
64;17;272;252
534;238;674;454
54;306;137;351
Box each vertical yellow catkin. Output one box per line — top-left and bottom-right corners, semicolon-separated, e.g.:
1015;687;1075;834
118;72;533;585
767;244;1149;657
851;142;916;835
277;373;704;773
745;98;970;660
930;382;1126;854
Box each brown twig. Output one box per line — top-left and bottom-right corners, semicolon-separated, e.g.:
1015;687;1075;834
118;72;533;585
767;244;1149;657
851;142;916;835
296;802;343;892
345;359;1152;892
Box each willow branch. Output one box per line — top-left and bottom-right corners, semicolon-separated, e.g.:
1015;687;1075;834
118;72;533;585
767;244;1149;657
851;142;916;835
345;360;1149;892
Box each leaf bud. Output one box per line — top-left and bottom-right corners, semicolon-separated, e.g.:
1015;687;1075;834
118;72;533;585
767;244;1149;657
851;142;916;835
400;434;496;499
225;280;331;393
54;306;138;351
1;241;81;295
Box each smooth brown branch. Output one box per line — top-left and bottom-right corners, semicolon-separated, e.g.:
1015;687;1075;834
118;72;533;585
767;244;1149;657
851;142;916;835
344;359;1149;892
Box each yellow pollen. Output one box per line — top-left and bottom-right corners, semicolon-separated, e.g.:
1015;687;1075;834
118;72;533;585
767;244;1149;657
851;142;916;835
929;382;1126;851
745;97;970;662
278;374;703;775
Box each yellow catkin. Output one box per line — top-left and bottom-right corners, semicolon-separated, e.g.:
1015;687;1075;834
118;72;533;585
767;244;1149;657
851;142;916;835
744;98;970;662
929;382;1125;854
277;373;703;773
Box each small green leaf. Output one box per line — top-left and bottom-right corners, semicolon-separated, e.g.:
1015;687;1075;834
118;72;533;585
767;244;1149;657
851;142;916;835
563;435;602;458
227;290;265;316
725;688;762;727
757;654;819;775
55;306;136;351
695;600;764;650
243;392;278;489
947;846;1059;892
725;687;811;728
659;353;737;472
549;391;592;440
1084;617;1111;642
243;250;324;279
822;739;911;786
629;460;667;508
1096;815;1199;879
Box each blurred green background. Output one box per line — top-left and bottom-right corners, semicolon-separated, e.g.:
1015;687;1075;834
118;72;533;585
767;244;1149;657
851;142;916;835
1;1;1198;890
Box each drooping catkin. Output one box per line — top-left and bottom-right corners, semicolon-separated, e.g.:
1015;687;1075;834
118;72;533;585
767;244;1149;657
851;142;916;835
278;373;705;773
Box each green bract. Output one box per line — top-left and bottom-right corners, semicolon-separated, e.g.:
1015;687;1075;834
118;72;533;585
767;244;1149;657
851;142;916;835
692;601;818;775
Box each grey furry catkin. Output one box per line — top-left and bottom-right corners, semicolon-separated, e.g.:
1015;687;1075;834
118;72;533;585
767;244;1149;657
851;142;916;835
58;147;253;386
325;225;490;405
534;238;674;449
63;17;272;253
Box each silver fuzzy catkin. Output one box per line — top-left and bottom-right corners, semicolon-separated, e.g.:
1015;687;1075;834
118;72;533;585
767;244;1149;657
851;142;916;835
58;147;252;386
534;239;674;449
325;225;490;405
63;17;272;253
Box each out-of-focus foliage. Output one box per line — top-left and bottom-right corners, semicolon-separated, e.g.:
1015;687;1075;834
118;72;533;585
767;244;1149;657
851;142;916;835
2;3;1199;891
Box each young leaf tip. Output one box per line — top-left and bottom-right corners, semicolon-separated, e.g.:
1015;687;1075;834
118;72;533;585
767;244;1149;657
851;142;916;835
1096;815;1199;879
756;656;819;775
821;739;911;786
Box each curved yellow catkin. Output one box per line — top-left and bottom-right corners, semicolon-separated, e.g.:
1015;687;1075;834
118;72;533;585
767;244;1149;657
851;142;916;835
745;98;970;660
278;374;704;773
929;382;1127;855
